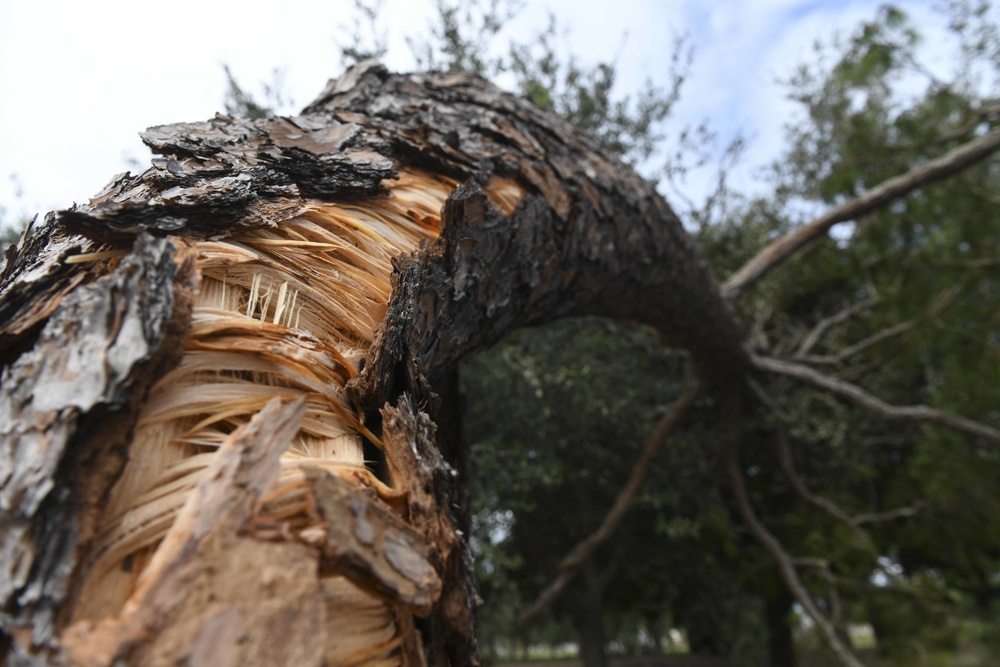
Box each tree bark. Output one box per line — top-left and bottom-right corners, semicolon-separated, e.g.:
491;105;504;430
0;61;746;666
765;584;797;667
574;560;608;667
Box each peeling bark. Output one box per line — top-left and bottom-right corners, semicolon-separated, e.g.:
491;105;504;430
302;467;442;615
1;233;197;652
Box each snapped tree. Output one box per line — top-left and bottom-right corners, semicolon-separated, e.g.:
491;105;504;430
1;55;999;667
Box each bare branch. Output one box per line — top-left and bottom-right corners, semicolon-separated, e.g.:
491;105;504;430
791;557;844;627
750;379;930;533
854;503;930;525
835;358;885;383
799;282;960;365
749;380;860;530
798;558;947;603
937;256;1000;268
518;382;702;625
800;320;916;366
723;127;1000;299
753;355;1000;445
797;296;879;358
726;437;865;667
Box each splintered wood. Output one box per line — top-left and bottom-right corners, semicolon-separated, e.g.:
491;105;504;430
70;169;466;664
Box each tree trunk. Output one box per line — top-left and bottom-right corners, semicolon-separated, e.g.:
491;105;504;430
766;585;798;667
575;561;609;667
0;61;746;665
644;612;665;655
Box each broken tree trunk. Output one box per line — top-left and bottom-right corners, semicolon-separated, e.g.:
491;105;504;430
0;62;746;666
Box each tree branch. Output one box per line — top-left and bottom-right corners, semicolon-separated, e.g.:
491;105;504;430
749;380;859;530
753;355;1000;445
854;503;929;525
791;557;846;627
799;320;915;366
797;558;946;603
937;256;1000;268
796;296;879;358
723;127;1000;299
726;435;865;667
835;358;885;383
798;283;959;365
750;380;929;535
517;382;702;625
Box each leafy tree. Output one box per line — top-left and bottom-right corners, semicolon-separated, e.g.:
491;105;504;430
0;174;35;256
464;320;703;663
712;3;1000;663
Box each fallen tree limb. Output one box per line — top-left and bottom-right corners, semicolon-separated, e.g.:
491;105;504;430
517;381;702;625
0;62;752;664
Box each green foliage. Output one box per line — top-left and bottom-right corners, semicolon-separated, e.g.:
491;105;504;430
406;0;521;75
337;0;389;64
0;174;34;257
462;319;767;660
221;64;291;119
866;589;960;664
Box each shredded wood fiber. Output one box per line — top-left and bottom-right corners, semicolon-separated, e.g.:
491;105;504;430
70;169;524;663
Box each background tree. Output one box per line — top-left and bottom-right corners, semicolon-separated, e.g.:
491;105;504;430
698;3;1000;663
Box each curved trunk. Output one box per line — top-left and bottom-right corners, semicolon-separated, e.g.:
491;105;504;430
0;62;745;665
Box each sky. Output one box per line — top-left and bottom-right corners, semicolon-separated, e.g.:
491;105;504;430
0;0;960;226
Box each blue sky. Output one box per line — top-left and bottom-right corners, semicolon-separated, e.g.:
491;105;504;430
0;0;955;226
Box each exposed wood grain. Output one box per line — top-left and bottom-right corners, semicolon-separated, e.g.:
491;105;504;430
61;398;325;667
